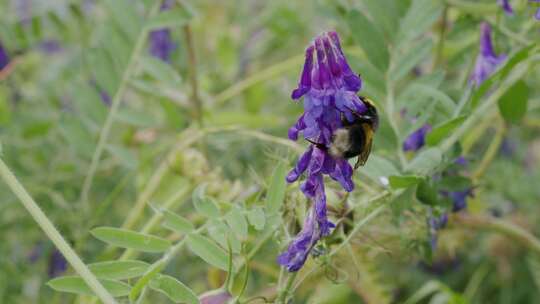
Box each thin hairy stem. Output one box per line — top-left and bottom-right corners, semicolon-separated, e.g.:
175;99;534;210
440;60;531;152
0;159;117;304
183;24;203;126
434;5;449;68
472;120;505;180
277;272;298;304
79;2;161;208
452;214;540;256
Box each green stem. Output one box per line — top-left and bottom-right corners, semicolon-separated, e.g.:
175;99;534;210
385;80;406;169
440;61;530;153
434;5;448;68
472;120;505;180
119;185;192;260
121;126;302;231
0;159;117;304
183;24;204;127
79;2;161;208
121;129;205;230
277;272;298;304
452;214;540;256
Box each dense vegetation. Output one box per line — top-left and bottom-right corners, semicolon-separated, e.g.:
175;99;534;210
0;0;539;303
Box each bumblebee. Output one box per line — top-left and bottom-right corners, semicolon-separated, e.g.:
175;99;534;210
308;96;377;169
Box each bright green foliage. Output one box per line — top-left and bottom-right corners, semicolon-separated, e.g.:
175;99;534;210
0;1;539;304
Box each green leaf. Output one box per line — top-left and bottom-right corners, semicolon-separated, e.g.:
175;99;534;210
146;7;193;30
361;155;400;184
192;185;220;218
139;55;182;86
416;179;439;206
91;227;171;253
362;0;404;41
88;260;150;280
149;275;199;304
397;0;443;47
265;162;288;214
247;207;266;231
439;175;472;192
130;261;166;302
225;206;248;240
391;39;433;81
186;234;229;270
162;210;194;234
498;80;529;124
389;175;423;189
47;276;131;297
426;116;466;146
347;10;389;71
406;148;443;175
106;145;138;169
208;219;241;254
408;83;455;115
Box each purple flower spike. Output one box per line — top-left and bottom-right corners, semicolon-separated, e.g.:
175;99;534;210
499;0;514;15
277;208;322;272
533;1;540;20
0;42;9;71
282;32;363;272
403;124;432;152
292;46;314;100
149;0;176;62
428;213;448;250
471;23;506;86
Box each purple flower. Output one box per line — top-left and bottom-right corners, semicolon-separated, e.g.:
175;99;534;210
454;156;468;166
499;0;513;15
428;213;448;250
149;0;176;62
48;249;68;278
449;189;474;212
281;31;365;272
403;124;432;152
39;40;63;54
99;90;112;106
471;23;506;86
0;42;9;71
277;208;324;272
532;1;540;20
289;32;365;146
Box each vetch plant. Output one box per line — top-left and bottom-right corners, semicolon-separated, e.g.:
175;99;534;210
279;31;368;272
1;1;540;303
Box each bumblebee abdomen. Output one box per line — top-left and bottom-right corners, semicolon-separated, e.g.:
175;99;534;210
342;124;366;158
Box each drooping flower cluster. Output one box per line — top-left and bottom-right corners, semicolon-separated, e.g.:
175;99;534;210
471;23;506;86
532;0;540;20
402;127;474;212
0;42;9;71
149;0;176;62
278;31;367;272
499;0;514;15
499;0;540;20
403;124;432;152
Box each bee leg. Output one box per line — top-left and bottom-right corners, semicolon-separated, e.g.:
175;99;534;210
354;157;362;169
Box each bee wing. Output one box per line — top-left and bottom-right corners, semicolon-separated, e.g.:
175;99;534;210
354;124;374;169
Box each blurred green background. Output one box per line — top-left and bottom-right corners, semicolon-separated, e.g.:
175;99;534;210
0;0;539;303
